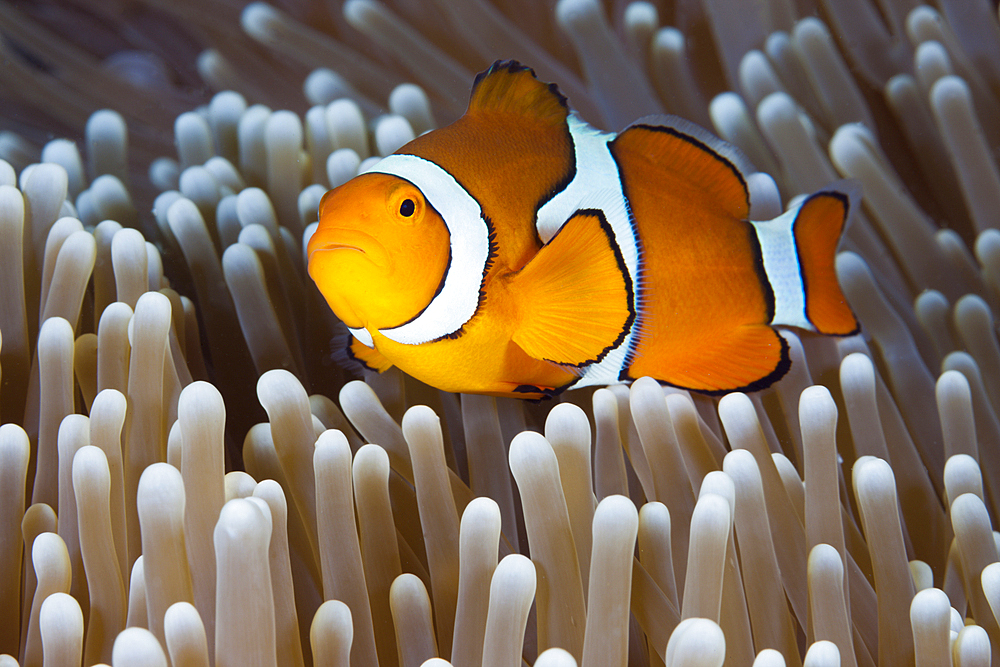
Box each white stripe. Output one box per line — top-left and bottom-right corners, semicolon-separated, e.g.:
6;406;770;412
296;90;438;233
751;206;813;330
367;154;490;344
536;116;639;277
535;115;641;387
348;326;374;348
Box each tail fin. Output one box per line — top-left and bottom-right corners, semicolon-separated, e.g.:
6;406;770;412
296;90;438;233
793;187;859;335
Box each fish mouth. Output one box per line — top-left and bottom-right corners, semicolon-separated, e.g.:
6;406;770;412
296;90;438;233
323;243;364;253
309;228;389;268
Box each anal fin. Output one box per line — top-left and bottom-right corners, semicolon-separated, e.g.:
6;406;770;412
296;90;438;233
628;324;790;394
512;209;633;367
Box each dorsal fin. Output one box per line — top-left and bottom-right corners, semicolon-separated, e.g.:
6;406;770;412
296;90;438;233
611;115;753;221
468;60;570;126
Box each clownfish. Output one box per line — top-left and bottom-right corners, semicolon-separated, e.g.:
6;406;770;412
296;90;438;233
307;60;858;400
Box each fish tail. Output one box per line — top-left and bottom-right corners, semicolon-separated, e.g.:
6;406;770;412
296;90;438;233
792;188;859;335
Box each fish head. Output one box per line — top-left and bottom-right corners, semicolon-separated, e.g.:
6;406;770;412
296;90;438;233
308;172;451;331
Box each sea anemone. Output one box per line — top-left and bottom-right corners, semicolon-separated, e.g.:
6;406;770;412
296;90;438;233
2;0;1000;665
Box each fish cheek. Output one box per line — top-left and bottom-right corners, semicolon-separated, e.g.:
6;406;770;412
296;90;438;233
379;218;451;324
308;248;376;328
311;212;451;330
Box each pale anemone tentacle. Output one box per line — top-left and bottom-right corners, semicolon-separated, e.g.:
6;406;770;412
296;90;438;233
55;414;91;633
451;496;500;667
38;592;84;667
251;479;307;667
309;599;353;667
852;457;917;665
314;428;379;665
19;502;57;659
722;448;801;662
679;492;729;623
73;444;126;666
664;617;726;667
803;640;840;667
629;377;694;582
581;494;637;667
544;403;595;594
807;544;857;667
509;430;586;659
698;469;754;664
908;559;933;593
652;27;711;127
389;572;438;665
0;424;30;651
212;497;277;666
401;405;463;658
352;443;404;667
163;601;211;667
24;532;72;667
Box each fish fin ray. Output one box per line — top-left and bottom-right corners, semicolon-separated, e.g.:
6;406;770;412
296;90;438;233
512;210;634;366
468;60;570;126
627;324;790;394
795;189;859;335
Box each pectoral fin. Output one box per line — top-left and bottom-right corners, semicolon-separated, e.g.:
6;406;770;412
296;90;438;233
347;335;394;373
511;209;634;367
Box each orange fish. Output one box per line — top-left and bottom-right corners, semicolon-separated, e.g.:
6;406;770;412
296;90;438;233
307;60;858;399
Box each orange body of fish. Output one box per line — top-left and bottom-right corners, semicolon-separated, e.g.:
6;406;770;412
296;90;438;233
307;60;858;399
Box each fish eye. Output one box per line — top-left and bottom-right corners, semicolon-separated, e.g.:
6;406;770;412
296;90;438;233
389;184;423;224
